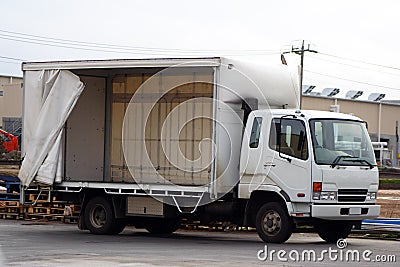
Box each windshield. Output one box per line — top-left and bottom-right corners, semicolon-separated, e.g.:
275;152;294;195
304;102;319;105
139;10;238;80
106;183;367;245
309;119;376;167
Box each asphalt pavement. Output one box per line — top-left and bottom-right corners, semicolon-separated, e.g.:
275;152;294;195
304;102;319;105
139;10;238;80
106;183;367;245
0;220;398;266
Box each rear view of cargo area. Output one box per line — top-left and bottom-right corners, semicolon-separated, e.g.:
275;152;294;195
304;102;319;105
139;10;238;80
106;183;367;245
65;66;214;187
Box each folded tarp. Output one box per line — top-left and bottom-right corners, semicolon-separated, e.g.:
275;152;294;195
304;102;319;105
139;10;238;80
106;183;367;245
18;70;85;187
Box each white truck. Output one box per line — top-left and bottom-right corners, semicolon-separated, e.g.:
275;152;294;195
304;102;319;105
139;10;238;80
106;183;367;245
19;57;380;243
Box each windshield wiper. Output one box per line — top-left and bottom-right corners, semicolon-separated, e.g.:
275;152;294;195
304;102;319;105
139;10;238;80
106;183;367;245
331;155;357;168
342;158;375;169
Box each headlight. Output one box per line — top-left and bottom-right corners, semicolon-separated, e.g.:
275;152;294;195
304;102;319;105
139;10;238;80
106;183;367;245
313;191;337;201
366;192;377;200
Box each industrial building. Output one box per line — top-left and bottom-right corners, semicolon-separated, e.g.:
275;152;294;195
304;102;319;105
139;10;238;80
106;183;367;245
0;75;22;137
302;87;400;167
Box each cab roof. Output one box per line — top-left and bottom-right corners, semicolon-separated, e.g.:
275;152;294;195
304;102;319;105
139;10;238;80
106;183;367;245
255;109;364;122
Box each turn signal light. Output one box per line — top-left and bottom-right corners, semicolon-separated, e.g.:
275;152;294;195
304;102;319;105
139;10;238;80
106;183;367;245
313;182;322;192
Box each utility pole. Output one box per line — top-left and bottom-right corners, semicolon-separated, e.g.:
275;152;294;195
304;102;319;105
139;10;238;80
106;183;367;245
282;40;317;109
396;120;399;167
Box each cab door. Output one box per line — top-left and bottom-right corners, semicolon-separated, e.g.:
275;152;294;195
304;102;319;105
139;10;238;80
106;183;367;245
267;118;312;202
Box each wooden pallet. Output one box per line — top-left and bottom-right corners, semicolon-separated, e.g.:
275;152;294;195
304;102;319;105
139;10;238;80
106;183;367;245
3;201;20;207
25;206;52;215
63;216;79;224
24;213;64;221
2;207;21;213
28;193;50;203
0;212;23;220
0;199;82;223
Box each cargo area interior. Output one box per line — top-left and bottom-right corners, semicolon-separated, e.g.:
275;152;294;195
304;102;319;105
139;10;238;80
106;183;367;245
64;67;214;186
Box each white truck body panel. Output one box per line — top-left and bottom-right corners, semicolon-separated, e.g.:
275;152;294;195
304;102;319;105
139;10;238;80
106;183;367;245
20;57;299;196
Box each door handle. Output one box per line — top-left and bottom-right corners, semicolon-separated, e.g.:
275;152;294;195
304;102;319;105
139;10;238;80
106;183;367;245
264;162;276;167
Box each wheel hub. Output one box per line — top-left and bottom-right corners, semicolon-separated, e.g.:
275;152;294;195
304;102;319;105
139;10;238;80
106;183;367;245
262;210;281;235
90;204;107;228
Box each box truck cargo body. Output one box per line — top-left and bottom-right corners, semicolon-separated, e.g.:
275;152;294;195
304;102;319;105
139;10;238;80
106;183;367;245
20;58;297;196
19;57;380;243
67;68;214;186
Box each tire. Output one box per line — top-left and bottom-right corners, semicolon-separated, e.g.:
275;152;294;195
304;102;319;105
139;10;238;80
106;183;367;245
144;218;181;235
314;220;353;243
84;196;126;235
255;202;293;243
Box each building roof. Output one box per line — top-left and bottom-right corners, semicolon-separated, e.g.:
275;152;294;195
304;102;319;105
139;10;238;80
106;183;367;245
0;74;23;79
303;94;400;107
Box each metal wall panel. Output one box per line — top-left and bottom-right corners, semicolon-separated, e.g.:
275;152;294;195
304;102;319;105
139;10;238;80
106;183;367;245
65;76;106;181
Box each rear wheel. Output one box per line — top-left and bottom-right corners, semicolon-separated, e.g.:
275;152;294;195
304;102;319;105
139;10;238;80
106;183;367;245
84;196;126;235
144;218;181;235
314;220;353;243
255;202;293;243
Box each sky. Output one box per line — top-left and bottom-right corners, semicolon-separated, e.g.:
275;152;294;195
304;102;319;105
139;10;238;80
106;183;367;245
1;0;400;100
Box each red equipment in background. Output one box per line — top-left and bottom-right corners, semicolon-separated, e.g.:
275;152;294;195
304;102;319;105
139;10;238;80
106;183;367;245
0;129;19;152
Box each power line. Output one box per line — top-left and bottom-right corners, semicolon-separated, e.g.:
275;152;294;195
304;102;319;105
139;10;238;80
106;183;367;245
0;34;280;56
318;52;400;71
0;29;176;52
0;31;182;53
0;29;279;53
305;70;400;91
0;60;20;65
0;55;24;61
2;29;400;69
0;29;279;55
308;54;400;77
0;35;152;55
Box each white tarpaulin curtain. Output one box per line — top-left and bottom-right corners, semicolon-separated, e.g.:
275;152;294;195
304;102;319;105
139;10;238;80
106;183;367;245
18;70;85;187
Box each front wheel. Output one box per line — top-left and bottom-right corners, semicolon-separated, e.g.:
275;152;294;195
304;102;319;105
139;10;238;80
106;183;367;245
84;196;126;235
255;202;293;243
314;220;353;243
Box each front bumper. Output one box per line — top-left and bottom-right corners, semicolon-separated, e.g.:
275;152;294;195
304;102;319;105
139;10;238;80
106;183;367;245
311;204;380;220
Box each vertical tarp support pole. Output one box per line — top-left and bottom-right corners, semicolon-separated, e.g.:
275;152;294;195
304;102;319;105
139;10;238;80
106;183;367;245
210;66;219;200
20;186;25;205
104;76;113;182
20;71;26;205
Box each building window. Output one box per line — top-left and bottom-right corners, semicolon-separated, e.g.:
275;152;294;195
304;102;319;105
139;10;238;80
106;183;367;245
0;91;3;96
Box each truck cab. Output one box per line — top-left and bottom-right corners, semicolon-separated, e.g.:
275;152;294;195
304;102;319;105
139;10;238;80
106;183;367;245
240;109;380;243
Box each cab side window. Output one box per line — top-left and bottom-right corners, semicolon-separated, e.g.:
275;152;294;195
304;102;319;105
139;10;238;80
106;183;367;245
249;117;262;148
269;118;308;160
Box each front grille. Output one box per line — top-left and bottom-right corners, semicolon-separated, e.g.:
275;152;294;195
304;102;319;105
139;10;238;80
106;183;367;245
338;189;367;202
